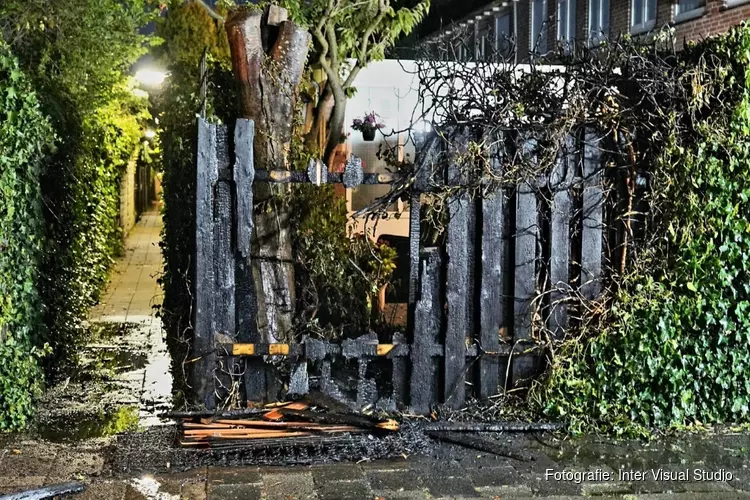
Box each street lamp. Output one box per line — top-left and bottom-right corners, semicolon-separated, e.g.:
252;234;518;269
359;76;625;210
135;69;168;87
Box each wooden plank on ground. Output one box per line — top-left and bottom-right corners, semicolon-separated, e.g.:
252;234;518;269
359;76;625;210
479;136;504;399
512;138;539;388
548;134;574;337
194;117;218;410
581;128;604;300
410;248;442;414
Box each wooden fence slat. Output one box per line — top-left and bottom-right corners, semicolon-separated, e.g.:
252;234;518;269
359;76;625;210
548;134;574;337
214;127;235;339
512;139;539;388
582;129;604;300
445;137;470;407
391;332;407;407
214;126;237;399
410;248;442;414
233;120;265;401
479;137;503;399
409;135;440;315
194;118;218;410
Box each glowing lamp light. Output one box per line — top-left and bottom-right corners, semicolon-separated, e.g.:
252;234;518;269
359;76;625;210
135;69;168;87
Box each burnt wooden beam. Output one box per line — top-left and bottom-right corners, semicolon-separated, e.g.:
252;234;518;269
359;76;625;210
581;128;604;300
410;249;443;414
512;138;540;389
194;118;219;410
214;342;522;358
479;134;504;400
548;134;574;338
214;126;237;399
391;332;408;407
445;132;471;408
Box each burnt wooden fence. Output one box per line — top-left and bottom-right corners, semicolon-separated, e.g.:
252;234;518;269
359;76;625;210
192;117;606;412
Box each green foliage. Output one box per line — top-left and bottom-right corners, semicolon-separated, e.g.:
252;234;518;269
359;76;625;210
291;184;398;339
0;0;154;393
277;0;429;63
538;25;750;435
0;41;54;430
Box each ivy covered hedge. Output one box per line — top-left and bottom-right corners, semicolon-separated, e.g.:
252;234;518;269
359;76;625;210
0;42;54;430
0;0;153;427
539;25;750;435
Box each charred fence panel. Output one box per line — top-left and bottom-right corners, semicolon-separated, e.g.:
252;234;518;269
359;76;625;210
192;118;607;412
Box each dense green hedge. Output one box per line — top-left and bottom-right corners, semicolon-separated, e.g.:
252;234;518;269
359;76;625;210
539;25;750;435
0;0;153;427
0;42;54;429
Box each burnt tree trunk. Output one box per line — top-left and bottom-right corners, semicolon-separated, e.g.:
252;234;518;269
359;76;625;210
226;8;310;344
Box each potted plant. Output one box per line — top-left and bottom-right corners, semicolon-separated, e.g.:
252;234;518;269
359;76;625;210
351;112;385;141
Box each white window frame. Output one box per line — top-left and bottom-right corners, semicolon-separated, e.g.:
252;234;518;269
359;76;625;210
630;0;656;34
557;0;576;42
673;0;705;23
588;0;609;44
726;0;750;8
531;0;549;53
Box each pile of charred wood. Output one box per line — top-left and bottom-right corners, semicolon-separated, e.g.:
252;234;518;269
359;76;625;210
163;402;399;449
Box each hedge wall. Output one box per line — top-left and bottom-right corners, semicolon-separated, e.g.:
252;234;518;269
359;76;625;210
0;42;54;430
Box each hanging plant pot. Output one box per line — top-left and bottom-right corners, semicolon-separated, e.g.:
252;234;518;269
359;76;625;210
362;128;376;141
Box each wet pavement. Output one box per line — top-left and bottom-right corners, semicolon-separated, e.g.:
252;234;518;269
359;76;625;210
3;211;750;498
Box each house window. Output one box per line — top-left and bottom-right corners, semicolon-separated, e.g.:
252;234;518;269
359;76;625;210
588;0;609;42
557;0;576;42
631;0;656;33
675;0;705;19
495;13;514;58
455;32;474;61
477;17;494;60
531;0;548;53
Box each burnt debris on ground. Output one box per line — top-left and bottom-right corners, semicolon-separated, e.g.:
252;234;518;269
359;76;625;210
110;396;562;474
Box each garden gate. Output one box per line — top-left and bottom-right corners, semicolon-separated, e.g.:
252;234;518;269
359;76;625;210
192;117;606;413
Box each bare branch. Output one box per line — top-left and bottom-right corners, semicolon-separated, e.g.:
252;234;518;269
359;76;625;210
192;0;225;22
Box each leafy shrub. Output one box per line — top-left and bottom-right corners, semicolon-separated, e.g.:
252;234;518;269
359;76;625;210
538;25;750;435
0;42;54;430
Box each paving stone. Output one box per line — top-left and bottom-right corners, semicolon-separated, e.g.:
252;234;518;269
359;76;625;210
0;446;58;478
468;466;518;487
0;476;46;495
262;471;316;500
631;480;686;494
581;481;633;495
76;480;127;500
367;470;423;491
122;484;150;499
371;490;429;499
423;475;479;497
182;481;208;500
207;483;262;500
46;450;106;481
524;473;583;497
474;484;534;497
637;493;750;499
312;464;365;483
317;479;372;500
360;459;411;471
208;466;262;485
